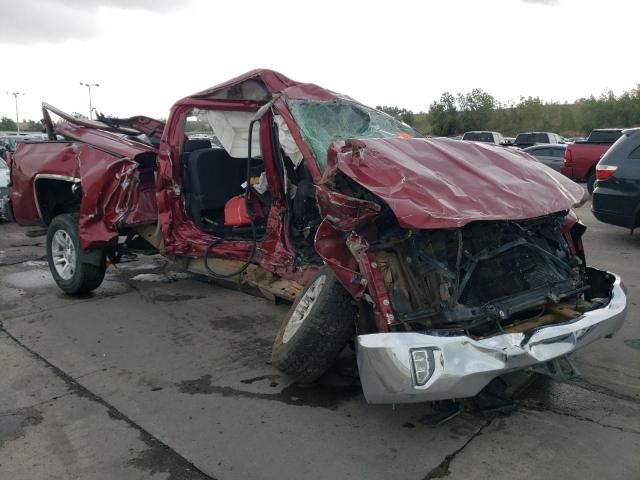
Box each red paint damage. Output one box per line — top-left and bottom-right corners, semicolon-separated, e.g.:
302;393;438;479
329;138;587;229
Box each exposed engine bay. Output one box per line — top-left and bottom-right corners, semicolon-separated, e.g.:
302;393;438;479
372;213;609;338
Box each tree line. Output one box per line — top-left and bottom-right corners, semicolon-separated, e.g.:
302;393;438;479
0;117;44;132
379;84;640;137
4;84;639;138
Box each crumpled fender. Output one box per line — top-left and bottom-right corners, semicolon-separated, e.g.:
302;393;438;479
314;220;392;333
313;185;381;231
314;219;363;297
312;179;383;298
78;149;141;250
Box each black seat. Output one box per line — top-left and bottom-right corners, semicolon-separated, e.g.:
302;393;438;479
184;138;212;154
181;138;212;165
182;148;247;225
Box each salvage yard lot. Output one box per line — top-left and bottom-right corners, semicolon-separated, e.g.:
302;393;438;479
1;203;639;480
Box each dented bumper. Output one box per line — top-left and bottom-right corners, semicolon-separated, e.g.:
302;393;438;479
356;271;627;404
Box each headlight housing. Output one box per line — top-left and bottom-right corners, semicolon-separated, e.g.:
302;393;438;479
410;348;437;386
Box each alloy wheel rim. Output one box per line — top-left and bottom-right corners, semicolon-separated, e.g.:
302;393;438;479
282;274;327;344
51;229;76;281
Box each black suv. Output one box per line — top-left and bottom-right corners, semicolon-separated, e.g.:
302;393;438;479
592;128;640;231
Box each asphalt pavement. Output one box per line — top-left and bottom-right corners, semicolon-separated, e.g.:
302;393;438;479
0;203;639;480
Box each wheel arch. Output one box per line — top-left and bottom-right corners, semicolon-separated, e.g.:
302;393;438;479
34;174;81;224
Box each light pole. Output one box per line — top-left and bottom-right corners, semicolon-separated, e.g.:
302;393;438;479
79;82;100;119
6;91;24;132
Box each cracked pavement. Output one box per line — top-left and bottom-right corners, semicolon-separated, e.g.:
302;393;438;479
1;203;639;480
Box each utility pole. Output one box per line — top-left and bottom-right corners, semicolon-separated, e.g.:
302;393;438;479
79;82;100;119
6;91;24;132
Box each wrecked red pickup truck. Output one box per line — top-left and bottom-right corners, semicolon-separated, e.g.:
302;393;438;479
7;70;627;403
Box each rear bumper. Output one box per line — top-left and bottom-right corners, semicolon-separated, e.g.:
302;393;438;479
356;271;627;404
592;187;640;229
592;209;635;229
560;163;587;180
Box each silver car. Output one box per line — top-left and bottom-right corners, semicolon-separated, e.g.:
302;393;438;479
523;144;567;172
0;160;9;220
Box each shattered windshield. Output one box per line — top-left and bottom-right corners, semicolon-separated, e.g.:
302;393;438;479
287;99;418;170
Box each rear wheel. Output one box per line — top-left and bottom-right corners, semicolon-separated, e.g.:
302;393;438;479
46;214;106;295
272;267;356;383
587;171;596;195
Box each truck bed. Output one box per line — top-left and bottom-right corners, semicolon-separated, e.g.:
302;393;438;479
10;137;158;250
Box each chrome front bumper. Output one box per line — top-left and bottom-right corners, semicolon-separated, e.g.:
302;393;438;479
357;272;627;404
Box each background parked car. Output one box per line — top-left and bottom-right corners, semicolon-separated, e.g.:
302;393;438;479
513;131;563;148
462;131;505;145
0;160;10;221
592;128;640;230
561;128;624;194
523;144;567;172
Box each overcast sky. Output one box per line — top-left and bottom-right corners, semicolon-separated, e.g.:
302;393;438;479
0;0;638;122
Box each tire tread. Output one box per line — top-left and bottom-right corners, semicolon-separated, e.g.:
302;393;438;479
46;213;106;295
272;268;356;383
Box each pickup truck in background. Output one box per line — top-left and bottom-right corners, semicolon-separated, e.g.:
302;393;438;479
561;129;623;193
512;132;563;149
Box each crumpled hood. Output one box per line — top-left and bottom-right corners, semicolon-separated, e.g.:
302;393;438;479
331;137;587;229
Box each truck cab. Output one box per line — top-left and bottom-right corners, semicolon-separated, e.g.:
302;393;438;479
513;131;562;148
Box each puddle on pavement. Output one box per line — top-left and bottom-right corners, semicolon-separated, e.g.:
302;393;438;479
624;339;640;351
513;374;639;419
176;374;361;410
128;444;210;480
0;410;42;447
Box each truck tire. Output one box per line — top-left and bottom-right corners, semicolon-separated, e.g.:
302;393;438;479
46;214;106;295
587;172;596;195
272;267;356;383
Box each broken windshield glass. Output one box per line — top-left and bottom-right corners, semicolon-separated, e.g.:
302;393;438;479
287;99;418;170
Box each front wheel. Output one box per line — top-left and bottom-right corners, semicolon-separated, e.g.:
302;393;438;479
46;214;106;295
272;267;356;383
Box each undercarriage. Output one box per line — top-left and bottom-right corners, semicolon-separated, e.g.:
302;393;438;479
373;213;608;338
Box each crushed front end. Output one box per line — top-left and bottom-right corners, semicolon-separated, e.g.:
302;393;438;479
355;214;627;403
